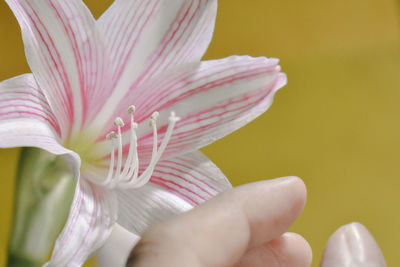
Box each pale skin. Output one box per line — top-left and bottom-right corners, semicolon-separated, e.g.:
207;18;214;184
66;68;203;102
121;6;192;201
126;177;386;267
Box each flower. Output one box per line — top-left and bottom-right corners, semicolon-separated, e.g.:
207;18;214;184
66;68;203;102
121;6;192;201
1;0;287;266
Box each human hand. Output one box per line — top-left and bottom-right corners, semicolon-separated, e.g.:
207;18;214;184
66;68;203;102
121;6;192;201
126;176;311;266
99;176;386;267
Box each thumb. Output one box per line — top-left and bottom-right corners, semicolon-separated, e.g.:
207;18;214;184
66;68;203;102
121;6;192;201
321;222;386;267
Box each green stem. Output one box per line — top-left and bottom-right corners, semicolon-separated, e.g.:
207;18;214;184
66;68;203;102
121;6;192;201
7;255;41;267
7;148;76;266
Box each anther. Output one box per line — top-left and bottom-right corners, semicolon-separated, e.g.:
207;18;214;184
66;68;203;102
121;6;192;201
151;111;159;120
114;117;125;127
149;111;159;127
127;105;136;114
106;131;118;140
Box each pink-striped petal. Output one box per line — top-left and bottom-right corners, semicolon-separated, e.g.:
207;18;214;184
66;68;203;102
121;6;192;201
117;151;231;235
0;74;81;178
139;56;286;161
6;0;110;140
44;179;118;267
94;56;285;162
91;0;217;130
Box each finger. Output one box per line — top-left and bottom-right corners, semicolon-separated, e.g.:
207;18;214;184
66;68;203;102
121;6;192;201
235;232;312;267
321;222;386;267
127;176;307;267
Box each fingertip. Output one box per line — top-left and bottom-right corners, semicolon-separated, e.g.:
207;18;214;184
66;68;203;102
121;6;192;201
286;176;307;211
267;176;307;198
269;232;312;267
268;176;307;217
280;232;313;267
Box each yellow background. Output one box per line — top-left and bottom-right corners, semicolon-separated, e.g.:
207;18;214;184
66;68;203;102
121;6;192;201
1;0;399;266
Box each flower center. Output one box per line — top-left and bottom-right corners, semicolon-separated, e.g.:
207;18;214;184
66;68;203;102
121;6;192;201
97;105;179;189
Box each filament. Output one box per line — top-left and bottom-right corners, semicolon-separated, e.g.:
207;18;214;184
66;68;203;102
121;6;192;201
101;107;179;189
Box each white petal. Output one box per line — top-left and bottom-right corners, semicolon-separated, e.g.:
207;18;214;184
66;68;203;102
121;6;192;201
94;56;286;162
97;224;139;267
0;74;80;178
117;151;231;235
321;223;386;267
140;56;286;161
6;0;111;139
45;179;118;267
91;0;217;130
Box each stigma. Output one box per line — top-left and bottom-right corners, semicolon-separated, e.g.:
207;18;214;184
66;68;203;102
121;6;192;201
100;105;180;189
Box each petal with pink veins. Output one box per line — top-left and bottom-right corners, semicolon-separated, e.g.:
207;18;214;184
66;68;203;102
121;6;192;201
138;56;286;162
116;151;231;235
92;0;217;130
0;74;81;178
44;179;118;267
6;0;111;140
95;56;286;162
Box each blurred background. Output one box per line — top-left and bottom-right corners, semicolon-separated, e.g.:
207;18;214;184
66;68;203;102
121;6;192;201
1;0;400;266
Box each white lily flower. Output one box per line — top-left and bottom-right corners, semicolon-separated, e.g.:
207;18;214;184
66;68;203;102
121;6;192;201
1;0;287;266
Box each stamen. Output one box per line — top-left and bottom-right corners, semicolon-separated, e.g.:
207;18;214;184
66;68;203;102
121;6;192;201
114;117;125;127
149;111;159;126
121;111;180;189
99;107;180;189
150;112;159;160
101;132;117;187
127;105;136;114
106;131;117;140
108;117;125;188
151;111;159;119
120;108;139;180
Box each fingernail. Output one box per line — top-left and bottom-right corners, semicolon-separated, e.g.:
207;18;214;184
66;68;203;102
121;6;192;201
321;222;386;267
